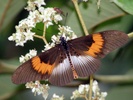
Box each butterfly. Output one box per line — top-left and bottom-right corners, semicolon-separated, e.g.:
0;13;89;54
12;30;129;86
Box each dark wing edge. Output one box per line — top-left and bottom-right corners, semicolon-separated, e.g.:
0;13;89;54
98;30;129;58
68;30;129;58
12;60;50;84
12;45;60;84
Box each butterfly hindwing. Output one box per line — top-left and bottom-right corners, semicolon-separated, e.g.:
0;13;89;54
70;54;101;77
48;45;73;86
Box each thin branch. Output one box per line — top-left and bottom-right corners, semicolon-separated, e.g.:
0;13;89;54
89;75;93;100
72;0;89;35
34;34;48;44
34;23;48;45
94;75;133;83
43;23;47;37
128;32;133;38
0;0;13;30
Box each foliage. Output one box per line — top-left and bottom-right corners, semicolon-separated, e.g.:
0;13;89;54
0;0;133;100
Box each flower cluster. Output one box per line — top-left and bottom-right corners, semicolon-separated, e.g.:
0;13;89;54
8;0;63;46
9;0;108;100
19;49;37;63
44;25;77;51
51;94;64;100
83;0;88;2
26;81;50;100
71;80;107;100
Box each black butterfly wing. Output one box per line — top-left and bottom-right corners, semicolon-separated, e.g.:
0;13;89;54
12;59;50;84
67;30;128;77
97;30;129;58
11;46;59;84
12;44;73;86
68;30;129;58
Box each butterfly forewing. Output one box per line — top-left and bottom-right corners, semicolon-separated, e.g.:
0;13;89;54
98;30;129;58
12;59;50;84
68;30;129;58
12;45;60;84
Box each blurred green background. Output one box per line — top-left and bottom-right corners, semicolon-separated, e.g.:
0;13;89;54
0;0;133;100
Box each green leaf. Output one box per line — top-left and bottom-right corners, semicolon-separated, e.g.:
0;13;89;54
0;75;17;100
113;0;133;15
107;85;133;100
67;0;125;36
0;0;26;33
95;15;133;32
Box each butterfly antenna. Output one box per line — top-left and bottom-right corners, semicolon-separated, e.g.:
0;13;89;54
64;12;68;26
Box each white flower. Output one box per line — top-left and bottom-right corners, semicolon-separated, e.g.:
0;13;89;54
40;8;55;22
54;14;63;24
15;32;23;41
28;10;42;25
25;0;46;11
92;80;100;95
25;0;36;11
23;30;35;41
8;22;35;46
51;35;60;43
99;92;108;100
15;39;24;46
58;25;77;41
78;84;89;94
34;0;46;8
25;81;49;100
83;0;88;2
43;43;56;51
29;49;37;57
19;49;37;63
39;8;54;27
71;90;80;100
71;80;108;100
46;21;53;28
51;94;64;100
19;55;25;63
8;33;16;41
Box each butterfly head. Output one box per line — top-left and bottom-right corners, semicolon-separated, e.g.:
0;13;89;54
60;36;67;44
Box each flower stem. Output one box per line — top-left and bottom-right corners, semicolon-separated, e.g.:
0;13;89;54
33;23;48;45
72;0;89;35
43;23;47;37
0;0;13;29
128;32;133;38
89;75;93;100
34;34;48;45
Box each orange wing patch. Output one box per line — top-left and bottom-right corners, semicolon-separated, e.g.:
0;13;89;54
31;56;54;75
86;33;104;57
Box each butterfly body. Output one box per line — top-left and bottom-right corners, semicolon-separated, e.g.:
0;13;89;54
12;30;129;86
